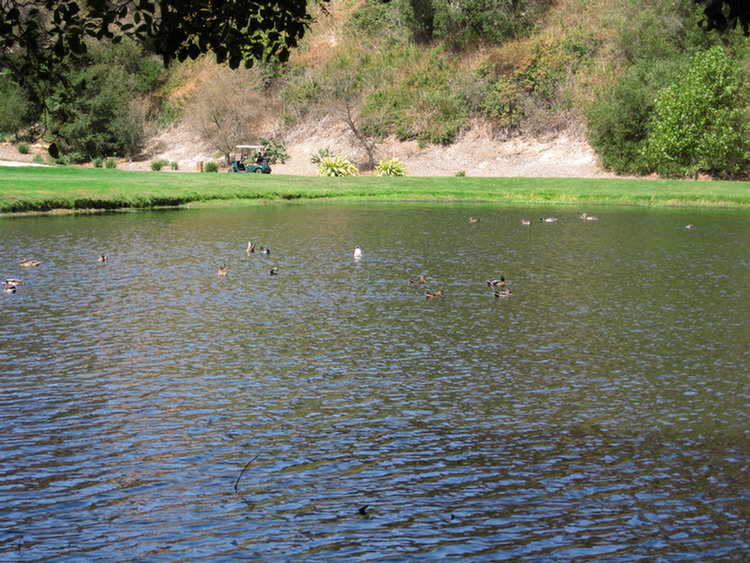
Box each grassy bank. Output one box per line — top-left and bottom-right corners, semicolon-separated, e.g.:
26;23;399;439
1;166;749;214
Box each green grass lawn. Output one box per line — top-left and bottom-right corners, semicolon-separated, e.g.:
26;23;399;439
1;166;749;214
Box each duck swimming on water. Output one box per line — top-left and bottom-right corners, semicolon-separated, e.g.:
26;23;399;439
487;276;506;288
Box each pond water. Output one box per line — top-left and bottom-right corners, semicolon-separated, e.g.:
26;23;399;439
1;203;748;562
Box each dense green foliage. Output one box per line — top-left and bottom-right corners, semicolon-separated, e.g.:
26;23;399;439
0;75;31;140
53;40;162;160
643;46;749;178
395;0;548;46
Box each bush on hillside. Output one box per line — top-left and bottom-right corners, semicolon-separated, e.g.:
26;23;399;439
310;147;332;164
397;0;543;46
260;138;290;164
586;61;670;175
643;46;749;178
0;75;31;140
151;159;169;171
359;47;468;145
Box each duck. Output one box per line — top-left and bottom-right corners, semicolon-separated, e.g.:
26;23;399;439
521;219;532;225
685;224;695;229
3;281;17;293
540;217;558;223
5;278;23;286
425;290;445;299
580;212;598;221
494;288;512;298
353;246;363;259
469;216;480;223
20;259;40;267
409;275;428;285
98;254;107;262
269;266;279;276
216;264;228;277
260;245;271;255
487;276;506;288
246;241;255;254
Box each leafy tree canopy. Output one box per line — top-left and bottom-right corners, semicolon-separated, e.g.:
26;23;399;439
642;46;749;179
0;0;326;155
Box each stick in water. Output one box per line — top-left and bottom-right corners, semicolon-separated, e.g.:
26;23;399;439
234;455;259;492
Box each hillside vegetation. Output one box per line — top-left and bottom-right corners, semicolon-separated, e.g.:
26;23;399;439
2;0;750;179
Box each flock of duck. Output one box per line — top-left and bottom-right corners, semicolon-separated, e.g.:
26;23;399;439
3;259;39;293
5;211;697;298
400;212;604;301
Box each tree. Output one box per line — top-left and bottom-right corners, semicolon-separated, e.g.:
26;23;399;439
643;46;749;178
298;52;380;170
186;68;276;164
0;74;30;140
0;0;326;155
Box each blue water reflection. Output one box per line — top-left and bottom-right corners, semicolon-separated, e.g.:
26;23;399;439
1;203;748;562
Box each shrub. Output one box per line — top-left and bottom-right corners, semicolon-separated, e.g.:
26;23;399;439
0;76;30;139
151;158;169;171
105;157;118;169
360;47;468;145
586;62;668;174
309;146;332;164
93;157;104;168
260;138;290;164
171;161;179;170
32;153;44;164
317;155;359;177
204;161;219;173
455;170;466;177
642;47;749;178
479;78;525;127
68;151;87;164
16;142;29;154
375;157;408;176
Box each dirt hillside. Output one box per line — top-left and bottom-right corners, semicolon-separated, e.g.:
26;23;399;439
2;119;616;178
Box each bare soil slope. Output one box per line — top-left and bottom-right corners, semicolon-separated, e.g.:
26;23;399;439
2;120;616;178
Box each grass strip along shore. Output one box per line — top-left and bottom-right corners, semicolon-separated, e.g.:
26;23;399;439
1;166;749;214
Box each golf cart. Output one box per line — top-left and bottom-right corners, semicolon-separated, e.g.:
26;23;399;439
228;145;271;174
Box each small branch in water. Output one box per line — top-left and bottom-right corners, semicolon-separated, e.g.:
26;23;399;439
234;455;259;492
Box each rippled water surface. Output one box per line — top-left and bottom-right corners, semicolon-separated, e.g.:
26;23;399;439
1;203;749;562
